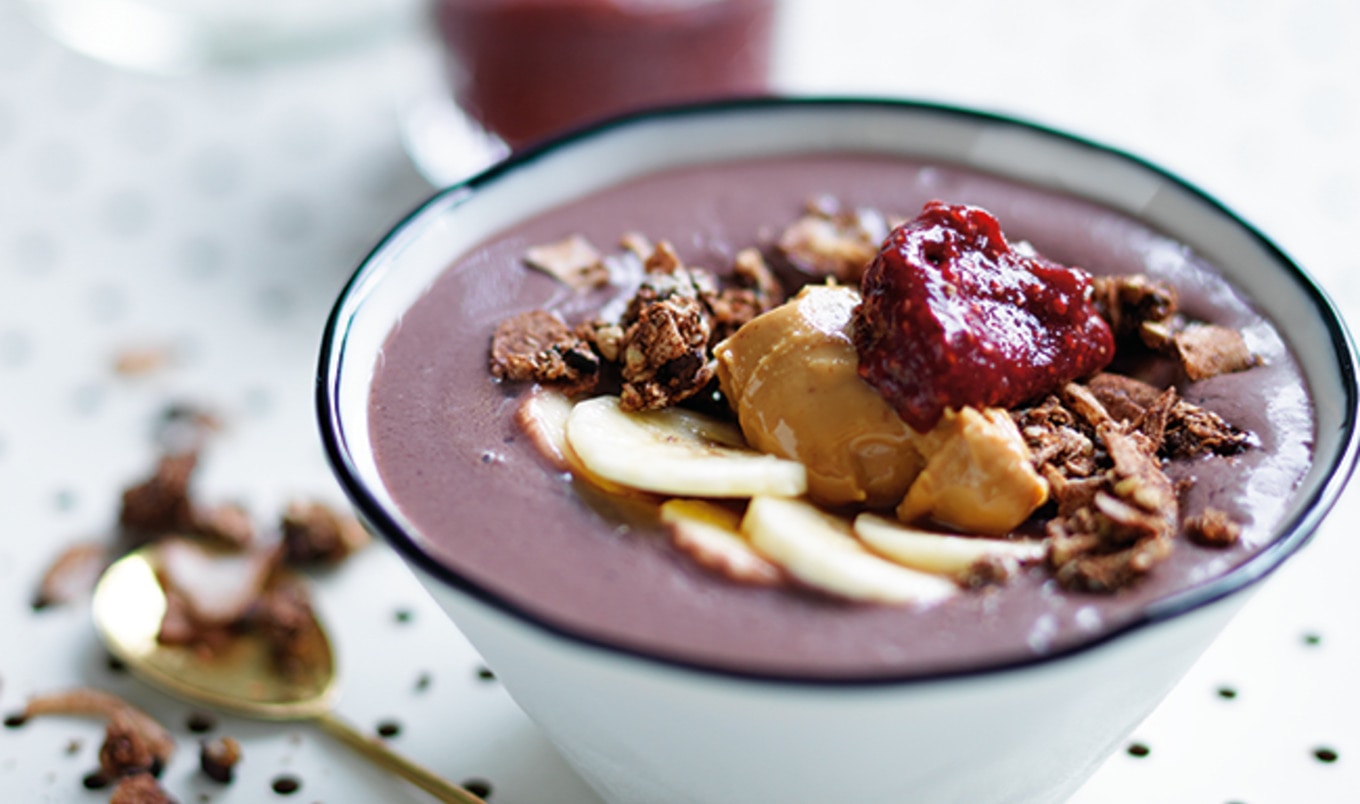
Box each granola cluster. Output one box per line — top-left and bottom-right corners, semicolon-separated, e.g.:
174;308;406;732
489;198;1264;596
24;404;374;802
1092;273;1260;381
11;688;176;800
1016;377;1244;592
775;195;897;284
491;234;783;411
119;438;364;672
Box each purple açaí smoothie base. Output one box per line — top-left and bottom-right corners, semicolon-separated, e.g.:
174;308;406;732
367;153;1314;679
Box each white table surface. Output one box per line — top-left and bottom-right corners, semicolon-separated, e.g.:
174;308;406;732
1;1;1357;802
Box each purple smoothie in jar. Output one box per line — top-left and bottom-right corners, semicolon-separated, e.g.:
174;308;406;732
431;0;776;150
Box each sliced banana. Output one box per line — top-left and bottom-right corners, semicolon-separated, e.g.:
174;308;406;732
854;513;1046;578
741;496;956;606
660;499;783;586
516;388;653;498
566;395;807;498
515;386;574;471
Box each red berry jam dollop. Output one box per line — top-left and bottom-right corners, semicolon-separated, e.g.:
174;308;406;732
855;201;1116;431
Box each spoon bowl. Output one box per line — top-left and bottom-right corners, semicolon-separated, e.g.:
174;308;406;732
91;542;484;804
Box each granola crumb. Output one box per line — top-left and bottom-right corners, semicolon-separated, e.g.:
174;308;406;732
1090;274;1177;342
109;772;175;804
99;712;160;780
280;500;369;567
775;197;889;283
113;346;176;378
199;736;242;784
1186;508;1242;548
119;451;199;539
249;578;317;679
961;554;1019;589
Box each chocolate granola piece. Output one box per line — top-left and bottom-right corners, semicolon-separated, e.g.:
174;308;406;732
1049;521;1173;592
119;451;199;539
99;712;159;780
1084;372;1249;457
108;772;175;804
1163;400;1251;457
1041;468;1105;518
1014;396;1098;479
960;554;1019;589
775;196;890;284
1090;274;1178;342
1186;507;1242;548
702;248;784;343
1045;411;1179;593
1085;372;1162;423
154;586;200;647
578;320;624;362
248;578;317;679
489;309;601;396
280;500;370;567
199;736;242;784
1092;273;1258;380
1172;323;1260;380
1059;382;1116;431
523;234;610;290
614;241;717;411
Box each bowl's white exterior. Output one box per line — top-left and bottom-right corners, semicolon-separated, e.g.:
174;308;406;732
416;556;1246;804
320;100;1357;804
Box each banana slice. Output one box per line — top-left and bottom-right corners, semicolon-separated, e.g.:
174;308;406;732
741;496;956;605
565;396;807;498
516;388;657;499
854;513;1046;578
660;499;783;586
515;386;574;471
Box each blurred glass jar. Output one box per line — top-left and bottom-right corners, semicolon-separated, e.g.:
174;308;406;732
22;0;421;73
431;0;777;151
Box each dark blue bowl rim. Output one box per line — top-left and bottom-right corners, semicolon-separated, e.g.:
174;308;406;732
317;96;1360;687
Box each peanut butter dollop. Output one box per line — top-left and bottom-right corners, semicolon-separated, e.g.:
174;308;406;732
715;285;925;508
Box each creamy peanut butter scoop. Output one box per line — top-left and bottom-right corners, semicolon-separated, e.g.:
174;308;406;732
715;284;925;508
715;284;1047;533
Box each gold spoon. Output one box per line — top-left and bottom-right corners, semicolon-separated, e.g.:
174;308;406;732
91;543;485;804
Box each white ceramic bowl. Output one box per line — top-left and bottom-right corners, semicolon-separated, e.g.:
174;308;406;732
318;99;1359;803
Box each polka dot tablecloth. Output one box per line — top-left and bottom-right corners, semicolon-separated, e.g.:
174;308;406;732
1;1;1358;802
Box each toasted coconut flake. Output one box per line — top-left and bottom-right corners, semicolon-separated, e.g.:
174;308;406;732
33;541;108;609
22;688;174;770
1173;323;1260;380
523;234;609;289
156;538;278;626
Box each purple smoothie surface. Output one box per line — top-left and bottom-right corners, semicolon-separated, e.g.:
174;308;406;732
368;154;1314;679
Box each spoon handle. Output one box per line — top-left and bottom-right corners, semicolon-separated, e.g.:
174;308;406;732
314;711;486;804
